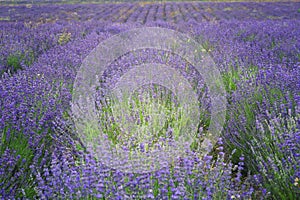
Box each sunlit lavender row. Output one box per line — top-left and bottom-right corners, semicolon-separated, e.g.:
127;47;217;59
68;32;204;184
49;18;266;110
0;1;299;199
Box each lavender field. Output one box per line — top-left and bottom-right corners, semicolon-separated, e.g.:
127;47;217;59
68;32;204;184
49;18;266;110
1;1;300;199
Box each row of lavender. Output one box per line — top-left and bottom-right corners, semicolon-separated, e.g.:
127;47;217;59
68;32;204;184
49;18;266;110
1;2;300;24
1;2;300;199
1;2;299;75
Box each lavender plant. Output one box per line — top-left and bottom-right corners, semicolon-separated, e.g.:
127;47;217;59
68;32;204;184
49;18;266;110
249;112;300;199
32;136;257;199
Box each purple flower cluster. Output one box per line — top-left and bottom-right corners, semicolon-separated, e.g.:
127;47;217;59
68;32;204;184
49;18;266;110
32;140;256;199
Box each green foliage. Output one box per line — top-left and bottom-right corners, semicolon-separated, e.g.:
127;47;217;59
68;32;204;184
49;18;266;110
0;17;10;21
58;32;72;45
243;33;256;42
152;177;160;198
222;64;241;93
249;113;300;199
196;35;214;52
0;81;61;198
221;64;259;164
3;51;35;75
7;54;23;72
222;62;299;198
1;124;36;198
1;126;33;161
85;83;208;158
